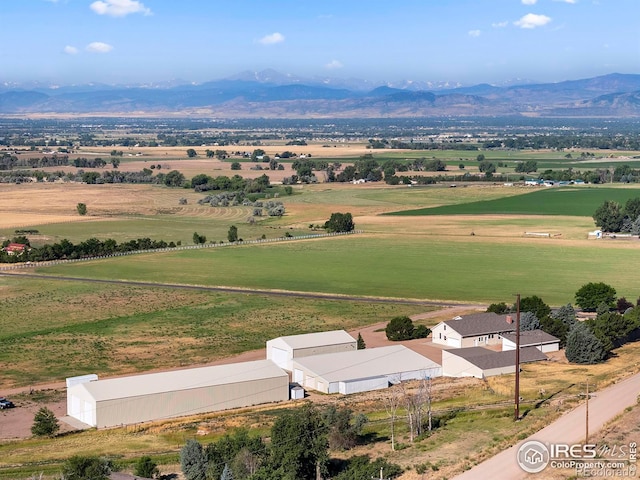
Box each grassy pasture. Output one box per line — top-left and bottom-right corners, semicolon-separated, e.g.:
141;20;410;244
0;275;427;387
36;234;640;305
388;185;640;216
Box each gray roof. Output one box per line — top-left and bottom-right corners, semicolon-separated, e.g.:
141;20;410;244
501;329;560;346
272;330;356;349
292;345;440;383
73;360;287;402
443;313;516;337
448;346;547;370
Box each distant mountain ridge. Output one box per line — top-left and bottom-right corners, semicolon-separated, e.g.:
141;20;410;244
0;72;638;118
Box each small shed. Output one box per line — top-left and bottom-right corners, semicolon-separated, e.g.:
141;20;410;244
266;330;357;371
290;385;305;400
292;345;442;394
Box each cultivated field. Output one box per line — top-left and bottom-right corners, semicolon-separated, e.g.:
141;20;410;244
3;147;640;479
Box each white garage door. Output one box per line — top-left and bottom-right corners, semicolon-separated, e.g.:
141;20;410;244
293;368;304;384
447;336;461;348
270;347;289;369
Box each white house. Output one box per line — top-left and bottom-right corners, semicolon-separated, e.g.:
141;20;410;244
432;313;516;348
266;330;357;371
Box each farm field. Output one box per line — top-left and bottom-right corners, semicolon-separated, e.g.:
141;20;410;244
0;275;428;388
35;233;640;305
390;185;640;217
3;149;640;479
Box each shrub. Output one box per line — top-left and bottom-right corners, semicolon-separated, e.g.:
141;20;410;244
134;456;159;478
31;407;59;437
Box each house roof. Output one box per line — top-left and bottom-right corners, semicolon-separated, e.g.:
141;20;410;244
442;313;516;337
271;330;356;349
71;359;287;402
4;243;26;251
501;329;560;346
446;346;547;370
292;345;440;383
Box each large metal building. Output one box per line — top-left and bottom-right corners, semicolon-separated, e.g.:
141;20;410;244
291;345;442;394
266;330;357;371
66;359;289;428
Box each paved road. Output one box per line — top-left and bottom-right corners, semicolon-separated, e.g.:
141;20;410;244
0;271;483;308
454;372;640;480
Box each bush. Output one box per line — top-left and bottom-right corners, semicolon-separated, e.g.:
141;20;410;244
487;302;509;314
31;407;59;437
62;456;112;480
76;202;87;216
134;456;159;478
385;317;430;341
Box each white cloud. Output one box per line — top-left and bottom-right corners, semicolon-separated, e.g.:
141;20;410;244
468;29;481;37
521;0;537;4
86;42;114;53
90;0;151;17
325;60;343;70
259;32;285;45
492;21;509;28
554;0;577;3
64;45;79;55
514;13;552;29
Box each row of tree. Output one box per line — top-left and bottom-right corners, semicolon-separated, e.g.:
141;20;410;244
0;236;179;263
180;405;401;480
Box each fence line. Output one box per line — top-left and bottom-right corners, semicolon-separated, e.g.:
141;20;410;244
0;230;363;271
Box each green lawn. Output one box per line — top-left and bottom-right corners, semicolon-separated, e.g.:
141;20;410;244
388;186;640;216
36;234;640;306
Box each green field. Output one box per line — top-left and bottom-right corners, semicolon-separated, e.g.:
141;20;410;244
36;234;640;306
388;186;640;216
0;275;427;386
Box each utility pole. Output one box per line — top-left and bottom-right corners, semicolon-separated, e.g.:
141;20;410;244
585;377;589;444
514;293;521;421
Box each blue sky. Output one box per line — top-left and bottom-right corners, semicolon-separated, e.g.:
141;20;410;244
2;0;638;86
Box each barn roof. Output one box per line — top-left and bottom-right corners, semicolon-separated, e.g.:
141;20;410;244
292;345;440;383
73;360;287;402
446;346;547;370
442;313;516;337
272;330;356;349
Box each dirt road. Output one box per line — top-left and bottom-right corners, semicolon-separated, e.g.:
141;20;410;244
453;371;640;480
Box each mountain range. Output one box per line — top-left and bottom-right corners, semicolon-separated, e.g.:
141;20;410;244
1;71;639;118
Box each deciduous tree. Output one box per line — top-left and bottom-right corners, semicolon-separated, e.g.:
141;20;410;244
575;282;616;312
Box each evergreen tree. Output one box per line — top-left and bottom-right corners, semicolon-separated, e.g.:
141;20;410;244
520;312;540;331
565;322;607;364
357;332;366;350
180;439;207;480
31;407;59;437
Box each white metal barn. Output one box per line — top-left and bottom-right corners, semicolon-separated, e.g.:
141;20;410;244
266;330;357;371
66;360;289;428
291;345;442;394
